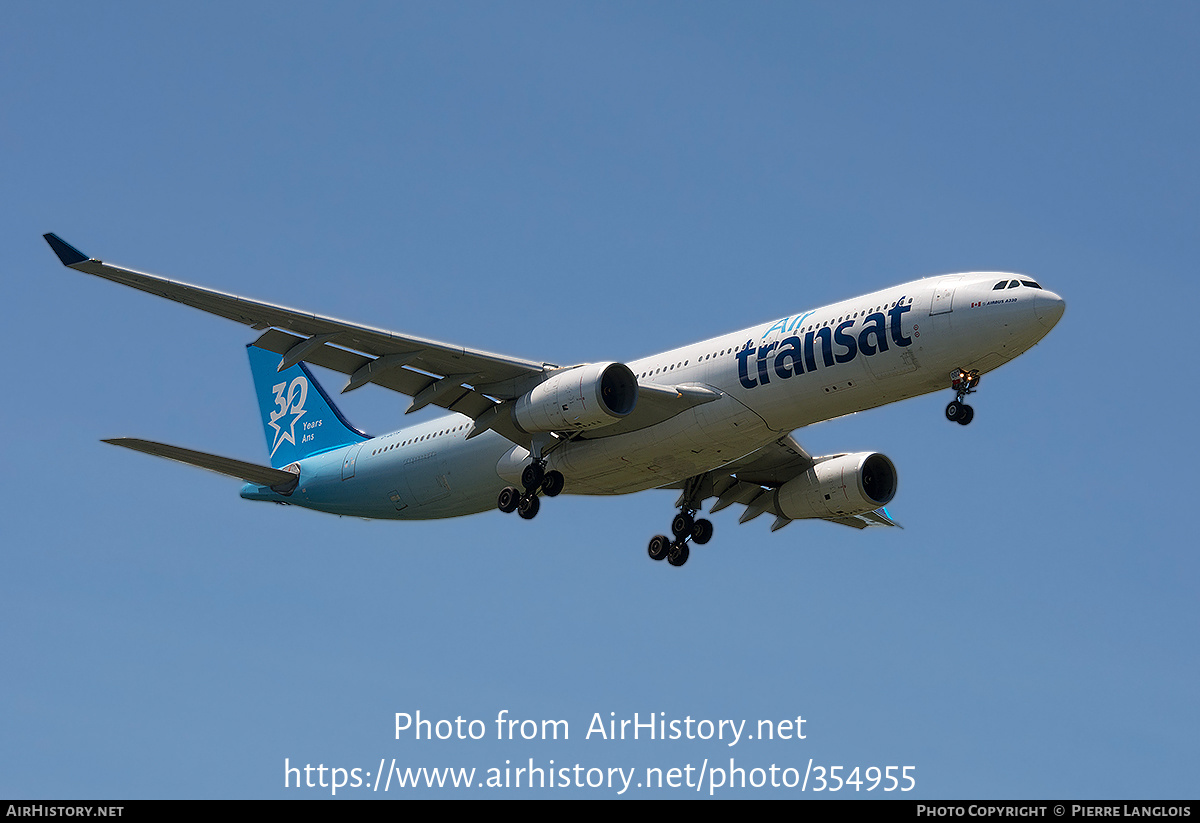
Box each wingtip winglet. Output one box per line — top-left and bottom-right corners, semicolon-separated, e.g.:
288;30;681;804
43;233;90;266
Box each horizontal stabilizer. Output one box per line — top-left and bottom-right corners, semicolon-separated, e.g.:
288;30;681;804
102;438;298;489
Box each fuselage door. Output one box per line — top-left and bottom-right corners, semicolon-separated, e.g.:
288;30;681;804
931;277;961;315
342;443;364;480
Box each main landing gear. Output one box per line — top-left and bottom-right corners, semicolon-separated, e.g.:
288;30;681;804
649;475;713;568
496;460;565;521
647;508;713;567
945;368;981;426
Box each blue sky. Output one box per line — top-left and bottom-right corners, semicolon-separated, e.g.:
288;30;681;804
3;2;1197;799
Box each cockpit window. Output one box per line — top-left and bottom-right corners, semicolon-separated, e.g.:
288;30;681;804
1020;280;1042;289
1007;280;1020;289
993;281;1007;290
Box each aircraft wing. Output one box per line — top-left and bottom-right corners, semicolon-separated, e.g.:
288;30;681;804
43;233;544;390
45;234;715;442
669;433;901;531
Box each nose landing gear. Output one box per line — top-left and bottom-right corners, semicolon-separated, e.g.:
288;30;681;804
946;368;980;426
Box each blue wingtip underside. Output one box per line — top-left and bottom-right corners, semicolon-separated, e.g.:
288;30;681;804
43;233;90;266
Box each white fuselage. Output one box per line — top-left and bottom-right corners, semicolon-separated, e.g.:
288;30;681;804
243;272;1063;519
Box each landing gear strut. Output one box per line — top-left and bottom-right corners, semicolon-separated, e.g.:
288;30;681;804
946;368;980;426
497;458;565;521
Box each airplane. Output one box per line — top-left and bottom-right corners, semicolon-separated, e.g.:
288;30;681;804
43;233;1064;567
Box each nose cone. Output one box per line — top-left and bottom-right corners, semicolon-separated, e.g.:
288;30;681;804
1034;290;1065;331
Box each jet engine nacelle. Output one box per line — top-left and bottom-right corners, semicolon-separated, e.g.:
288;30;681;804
775;452;897;520
513;362;639;433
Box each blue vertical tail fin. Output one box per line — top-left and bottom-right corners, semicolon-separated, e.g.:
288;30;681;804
246;344;368;468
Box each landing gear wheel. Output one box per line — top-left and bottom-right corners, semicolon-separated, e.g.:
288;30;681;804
671;512;695;538
667;542;690;567
521;463;545;491
540;470;565;498
946;369;981;424
648;535;671;561
497;486;520;513
691;518;714;545
517;494;540;520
